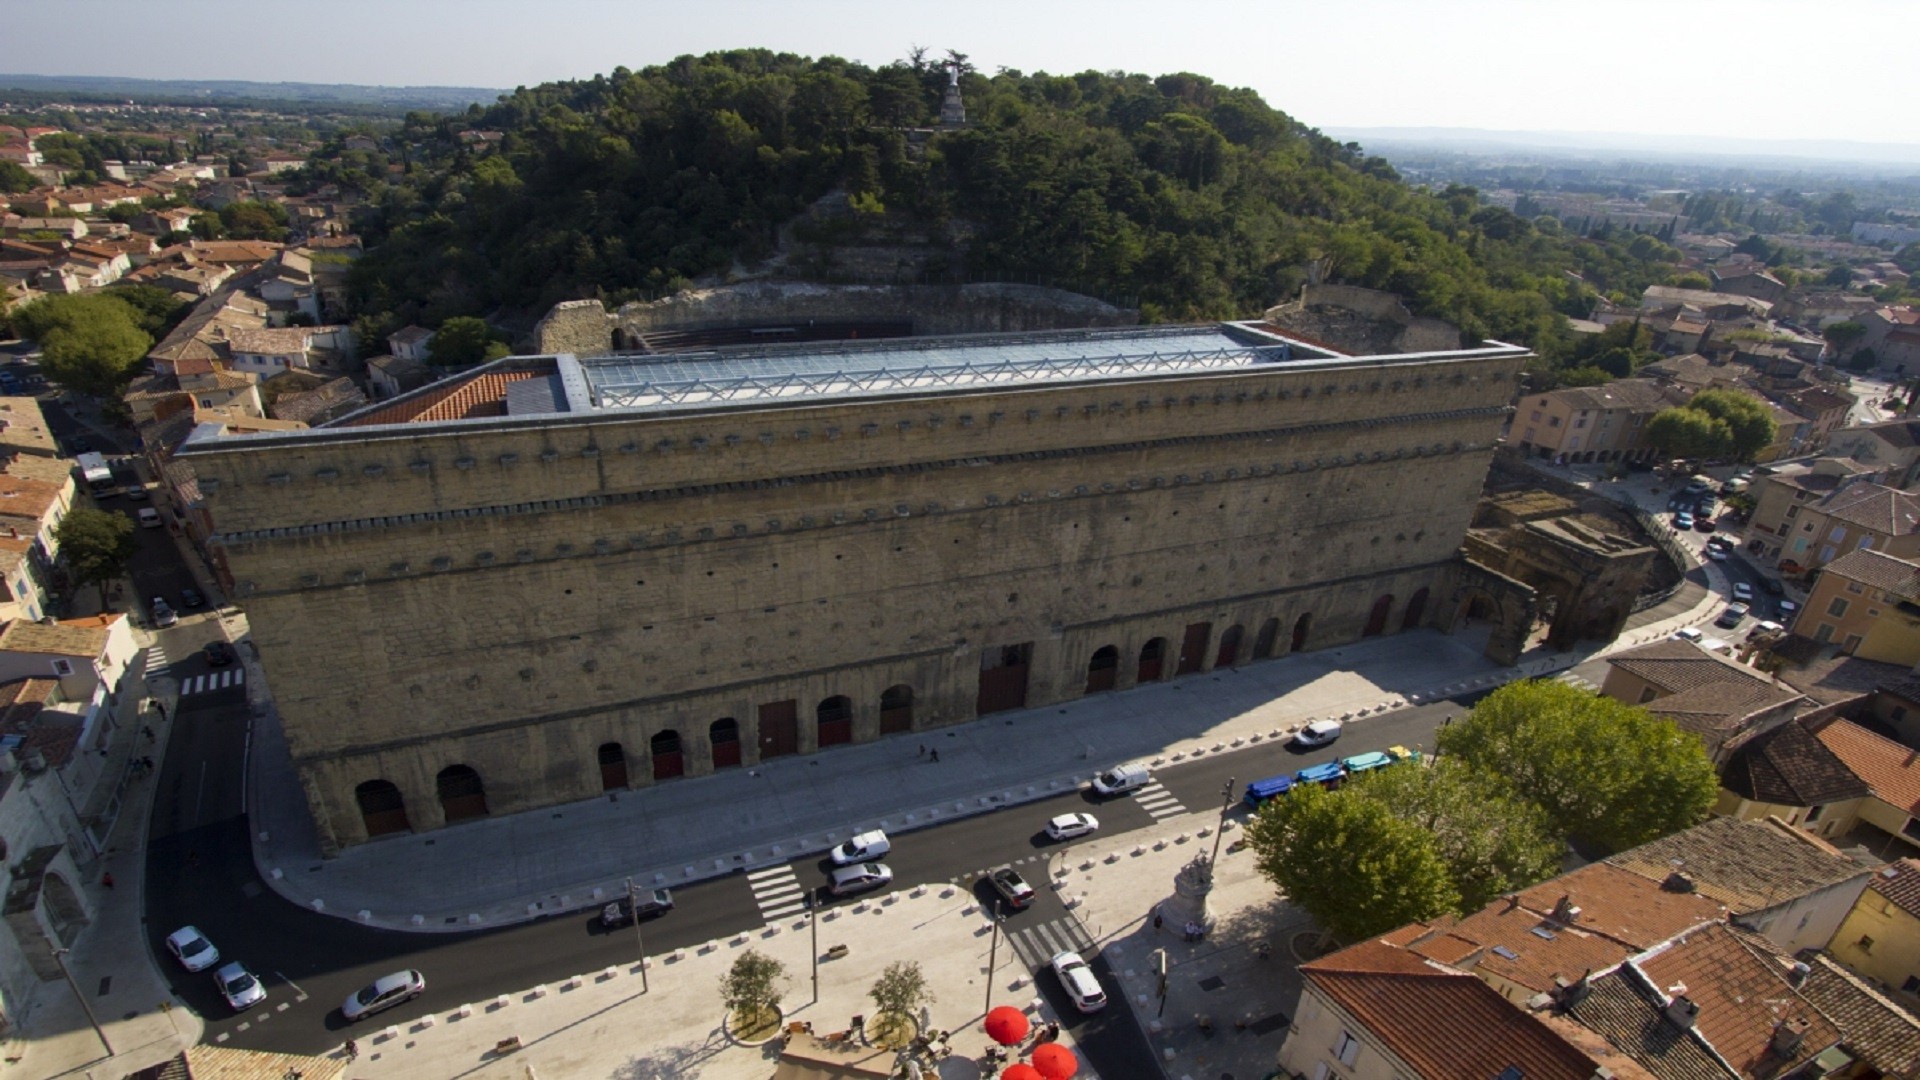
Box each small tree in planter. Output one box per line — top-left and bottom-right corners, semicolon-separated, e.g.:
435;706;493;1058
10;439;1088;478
720;949;786;1041
867;960;933;1048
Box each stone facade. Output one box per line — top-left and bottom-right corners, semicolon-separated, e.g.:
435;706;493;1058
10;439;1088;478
182;335;1527;852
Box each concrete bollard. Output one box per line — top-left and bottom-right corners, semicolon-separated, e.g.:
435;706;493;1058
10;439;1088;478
468;913;481;924
456;1003;473;1018
270;868;283;880
310;899;325;912
531;984;548;998
357;910;371;923
411;915;424;926
495;994;510;1009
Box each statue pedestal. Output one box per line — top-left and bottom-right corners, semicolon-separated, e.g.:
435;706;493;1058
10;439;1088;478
1159;854;1217;938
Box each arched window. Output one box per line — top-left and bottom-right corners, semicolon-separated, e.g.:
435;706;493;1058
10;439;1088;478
710;718;741;769
1137;638;1168;683
436;765;487;822
1253;618;1280;660
1291;613;1312;653
599;742;629;790
650;730;683;780
1364;595;1394;637
879;685;913;734
1402;588;1430;632
1215;625;1244;668
355;779;410;837
817;695;854;747
1085;645;1119;693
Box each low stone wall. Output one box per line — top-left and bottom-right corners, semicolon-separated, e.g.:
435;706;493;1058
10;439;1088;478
610;281;1136;343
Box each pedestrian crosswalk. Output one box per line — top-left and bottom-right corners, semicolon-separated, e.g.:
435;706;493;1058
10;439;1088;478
747;865;807;922
1553;671;1599;694
143;643;173;678
1134;781;1186;820
179;668;245;696
1006;915;1096;969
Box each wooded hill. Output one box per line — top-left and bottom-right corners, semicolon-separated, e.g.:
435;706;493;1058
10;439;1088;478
309;50;1681;359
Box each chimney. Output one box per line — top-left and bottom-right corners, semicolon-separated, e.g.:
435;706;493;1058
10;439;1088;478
1550;895;1582;925
1661;871;1696;893
1554;970;1594;1009
1663;994;1700;1031
1788;962;1812;988
1505;893;1522;912
1769;1017;1809;1056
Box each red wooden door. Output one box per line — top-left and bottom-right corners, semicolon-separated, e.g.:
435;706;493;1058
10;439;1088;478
758;700;799;758
1177;622;1211;675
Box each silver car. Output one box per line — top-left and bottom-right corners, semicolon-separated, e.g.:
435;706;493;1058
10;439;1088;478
214;961;266;1012
827;862;893;897
342;968;425;1022
165;926;219;972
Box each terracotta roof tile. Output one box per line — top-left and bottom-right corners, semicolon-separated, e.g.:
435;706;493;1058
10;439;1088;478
1636;925;1840;1075
1864;858;1920;920
336;369;546;427
1719;719;1871;807
0;617;107;658
1301;938;1606;1080
1817;483;1920;536
1816;549;1920;597
1794;953;1920;1074
1813;717;1920;814
1607;816;1866;914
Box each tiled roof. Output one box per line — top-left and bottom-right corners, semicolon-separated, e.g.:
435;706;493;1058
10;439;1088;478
336;369;546;427
1847;419;1920;449
0;474;62;522
1813;717;1920;814
0;397;56;456
1301;939;1607;1080
186;239;282;264
1607;816;1866;914
2;456;69;487
1635;924;1839;1076
1818;548;1920;597
1643;682;1802;742
1719;719;1871;807
1547;378;1686;413
1864;858;1920;920
1606;640;1801;715
1794;953;1920;1075
0;617;108;658
1816;482;1920;537
227;327;318;355
1563;970;1734;1080
389;324;433;347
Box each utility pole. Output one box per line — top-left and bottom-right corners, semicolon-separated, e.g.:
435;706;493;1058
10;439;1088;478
1207;777;1236;870
625;877;648;994
983;900;1003;1015
808;893;819;1006
52;946;112;1056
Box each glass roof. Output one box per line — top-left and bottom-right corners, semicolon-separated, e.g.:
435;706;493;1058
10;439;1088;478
582;325;1301;412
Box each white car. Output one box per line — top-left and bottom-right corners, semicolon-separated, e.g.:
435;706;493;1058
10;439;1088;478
1704;546;1728;561
150;598;177;628
1050;950;1108;1013
165;926;219;972
342;968;425;1022
830;829;890;866
1747;620;1785;639
1670;627;1704;643
1045;813;1099;841
1732;582;1754;603
213;961;266;1012
1292;719;1343;748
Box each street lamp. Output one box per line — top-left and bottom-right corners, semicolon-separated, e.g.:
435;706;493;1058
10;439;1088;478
1206;777;1236;871
624;877;648;995
983;899;1004;1015
51;946;112;1056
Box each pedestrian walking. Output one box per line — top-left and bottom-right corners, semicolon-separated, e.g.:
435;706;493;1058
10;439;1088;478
928;749;939;762
345;1039;358;1061
101;872;114;889
1152;908;1164;932
141;725;155;742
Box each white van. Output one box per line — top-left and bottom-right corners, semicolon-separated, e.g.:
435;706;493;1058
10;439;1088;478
1090;762;1151;797
830;829;890;865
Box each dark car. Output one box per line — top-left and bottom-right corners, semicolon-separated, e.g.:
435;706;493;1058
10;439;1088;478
1758;578;1786;596
180;587;205;609
202;641;235;667
600;888;673;927
1694;517;1718;533
985;867;1036;910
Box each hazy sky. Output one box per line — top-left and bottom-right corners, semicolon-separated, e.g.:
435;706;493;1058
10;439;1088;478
6;0;1916;146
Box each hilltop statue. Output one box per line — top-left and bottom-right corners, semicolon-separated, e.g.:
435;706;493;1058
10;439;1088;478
939;64;967;128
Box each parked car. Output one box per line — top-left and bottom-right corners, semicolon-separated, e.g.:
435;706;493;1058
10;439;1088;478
150;598;177;628
985;867;1036;910
1045;813;1099;841
1670;627;1705;643
1089;762;1151;796
213;961;266;1012
1715;603;1749;629
827;862;892;897
1758;578;1786;596
1705;546;1728;561
1292;719;1343;748
1777;599;1801;620
1694;517;1718;533
831;829;891;866
341;969;424;1022
1050;950;1108;1013
600;889;673;928
1747;620;1785;639
1385;745;1423;764
1673;512;1694;530
1294;761;1347;789
165;926;219;972
202;640;235;667
136;507;162;528
179;587;205;609
1732;582;1754;603
123;484;147;501
1341;751;1394;776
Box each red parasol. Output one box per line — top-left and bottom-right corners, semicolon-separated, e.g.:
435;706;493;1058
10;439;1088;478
984;1004;1030;1045
1000;1066;1043;1080
1031;1042;1079;1079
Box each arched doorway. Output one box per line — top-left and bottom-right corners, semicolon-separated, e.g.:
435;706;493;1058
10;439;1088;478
1138;638;1168;683
1215;625;1244;668
1085;646;1119;693
1291;613;1312;652
437;765;488;822
1402;588;1429;631
1176;622;1212;676
879;685;913;734
599;742;629;789
817;695;853;747
1364;595;1394;637
1253;618;1280;660
40;873;86;946
1459;593;1498;624
355;779;410;837
711;718;742;769
650;731;683;780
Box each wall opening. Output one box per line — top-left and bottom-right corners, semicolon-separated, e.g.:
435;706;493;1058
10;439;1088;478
817;695;854;747
437;764;488;822
649;731;683;780
879;685;913;734
1253;618;1280;660
598;742;629;790
977;643;1031;715
1138;637;1168;682
759;700;799;758
1177;621;1212;675
355;779;411;837
1364;594;1394;637
1403;587;1430;631
711;717;742;769
1292;613;1312;652
1215;624;1244;668
1085;645;1119;693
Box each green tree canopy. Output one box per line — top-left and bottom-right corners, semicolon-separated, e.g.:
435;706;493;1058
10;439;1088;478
1244;781;1458;943
427;316;509;367
53;508;136;608
1688;388;1778;461
1895;242;1920;275
1348;759;1560;912
0;160;35;194
1435;680;1717;853
11;294;152;398
719;948;786;1027
218;199;289;241
1646;406;1730;460
1823;321;1867;354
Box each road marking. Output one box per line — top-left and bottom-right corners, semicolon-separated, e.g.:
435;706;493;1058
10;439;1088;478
1008;916;1096;969
747;865;807;921
1553;671;1599;693
1133;781;1186;820
180;669;246;696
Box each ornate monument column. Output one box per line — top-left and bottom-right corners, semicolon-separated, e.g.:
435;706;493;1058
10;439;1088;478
1159;853;1218;938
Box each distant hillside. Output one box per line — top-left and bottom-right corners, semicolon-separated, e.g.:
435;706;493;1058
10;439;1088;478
1327;126;1920;169
303;50;1683;358
0;73;502;112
